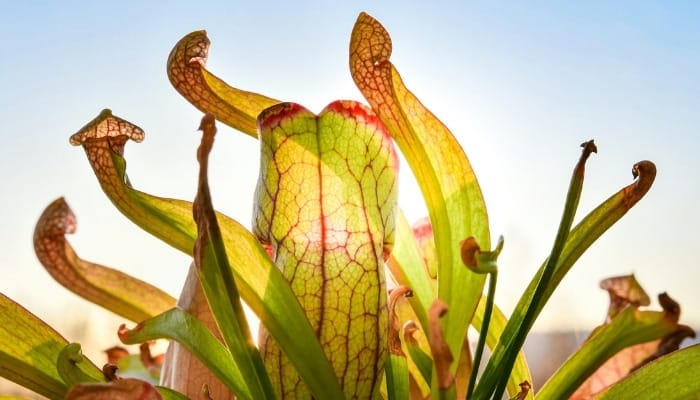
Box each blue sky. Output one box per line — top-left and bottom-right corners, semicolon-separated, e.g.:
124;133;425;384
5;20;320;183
1;1;698;360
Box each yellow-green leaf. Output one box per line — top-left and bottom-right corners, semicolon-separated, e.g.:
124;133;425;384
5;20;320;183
350;13;489;379
0;293;99;399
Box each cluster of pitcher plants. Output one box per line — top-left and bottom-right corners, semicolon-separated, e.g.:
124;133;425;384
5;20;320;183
1;12;698;400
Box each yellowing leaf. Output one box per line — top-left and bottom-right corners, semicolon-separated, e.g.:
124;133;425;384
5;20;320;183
0;293;69;398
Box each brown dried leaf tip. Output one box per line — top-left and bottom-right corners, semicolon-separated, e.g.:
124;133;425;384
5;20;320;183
102;363;119;382
510;380;531;400
428;300;454;390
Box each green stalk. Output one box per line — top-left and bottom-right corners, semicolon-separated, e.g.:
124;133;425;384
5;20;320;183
466;271;497;399
488;141;596;400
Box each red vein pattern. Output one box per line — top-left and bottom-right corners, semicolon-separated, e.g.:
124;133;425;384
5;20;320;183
253;100;398;399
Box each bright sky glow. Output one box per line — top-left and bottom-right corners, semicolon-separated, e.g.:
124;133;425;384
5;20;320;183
1;1;698;364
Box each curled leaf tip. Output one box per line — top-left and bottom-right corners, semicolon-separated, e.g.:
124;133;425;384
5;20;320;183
631;160;656;186
460;237;480;268
168;30;210;70
196;114;217;167
510;380;532;400
352;12;392;68
600;274;651;320
619;160;656;210
388;286;413;356
402;320;420;346
460;235;503;274
35;197;77;238
659;292;681;322
102;364;119;382
580;139;598;157
573;139;597;178
428;299;454;390
168;30;279;136
69;109;144;146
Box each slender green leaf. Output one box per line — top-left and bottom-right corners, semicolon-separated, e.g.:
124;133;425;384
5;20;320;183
34;197;175;322
192;114;275;400
70;110;343;399
471;297;532;399
0;293;71;398
119;308;248;399
350;14;490;386
474;157;656;399
489;141;597;399
386;354;410;400
403;321;433;388
593;344;700;400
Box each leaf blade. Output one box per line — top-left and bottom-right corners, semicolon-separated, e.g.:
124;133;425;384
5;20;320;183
349;13;490;379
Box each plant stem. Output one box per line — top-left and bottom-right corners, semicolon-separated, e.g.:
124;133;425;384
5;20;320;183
466;271;497;399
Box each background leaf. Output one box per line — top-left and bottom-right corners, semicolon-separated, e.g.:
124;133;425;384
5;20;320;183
0;293;101;399
593;344;700;400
